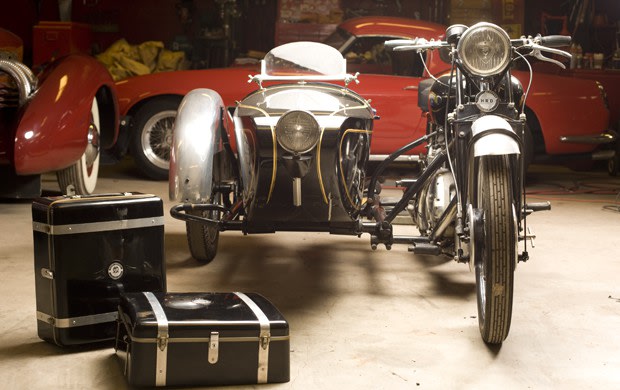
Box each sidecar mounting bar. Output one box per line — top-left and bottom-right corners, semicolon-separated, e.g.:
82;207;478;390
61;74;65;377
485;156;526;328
366;132;436;203
170;203;228;225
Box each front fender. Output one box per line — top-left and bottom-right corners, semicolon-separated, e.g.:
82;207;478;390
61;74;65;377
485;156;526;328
169;88;225;203
470;115;520;157
14;54;118;174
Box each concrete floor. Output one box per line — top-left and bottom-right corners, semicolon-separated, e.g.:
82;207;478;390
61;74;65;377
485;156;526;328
1;160;619;389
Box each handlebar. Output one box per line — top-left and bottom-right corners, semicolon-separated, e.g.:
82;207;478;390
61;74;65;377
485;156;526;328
385;31;572;69
384;38;448;52
539;35;572;47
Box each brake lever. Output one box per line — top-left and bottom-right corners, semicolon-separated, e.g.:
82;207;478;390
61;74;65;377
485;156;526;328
528;43;571;69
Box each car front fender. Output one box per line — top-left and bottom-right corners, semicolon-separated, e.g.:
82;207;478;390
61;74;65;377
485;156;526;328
14;54;118;175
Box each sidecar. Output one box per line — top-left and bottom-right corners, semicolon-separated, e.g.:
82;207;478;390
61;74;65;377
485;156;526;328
169;41;375;262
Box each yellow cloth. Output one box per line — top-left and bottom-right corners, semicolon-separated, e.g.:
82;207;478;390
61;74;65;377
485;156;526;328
96;39;185;80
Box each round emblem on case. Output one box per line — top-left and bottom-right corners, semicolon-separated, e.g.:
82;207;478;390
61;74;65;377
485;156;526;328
108;261;124;280
475;90;500;112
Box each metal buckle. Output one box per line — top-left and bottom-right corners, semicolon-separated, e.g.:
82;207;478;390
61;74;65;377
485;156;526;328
208;331;219;364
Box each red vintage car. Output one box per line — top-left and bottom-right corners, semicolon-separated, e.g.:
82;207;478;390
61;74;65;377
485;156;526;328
0;29;119;198
113;16;614;180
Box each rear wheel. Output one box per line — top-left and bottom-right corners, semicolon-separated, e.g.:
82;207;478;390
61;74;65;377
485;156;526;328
57;97;100;195
473;155;517;344
130;98;180;180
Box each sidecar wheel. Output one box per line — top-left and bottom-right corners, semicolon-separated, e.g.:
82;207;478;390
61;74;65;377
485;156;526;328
130;97;180;180
185;196;221;264
57;97;100;195
474;155;517;344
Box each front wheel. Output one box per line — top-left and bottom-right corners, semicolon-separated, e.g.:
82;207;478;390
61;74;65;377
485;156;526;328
473;155;517;344
56;97;100;195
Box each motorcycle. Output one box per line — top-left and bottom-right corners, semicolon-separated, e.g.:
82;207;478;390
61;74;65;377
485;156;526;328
376;22;570;343
169;24;569;344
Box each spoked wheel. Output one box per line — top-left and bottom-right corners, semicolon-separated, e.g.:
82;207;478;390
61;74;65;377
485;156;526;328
57;97;100;195
473;155;517;344
339;130;369;210
185;193;222;264
130;98;179;180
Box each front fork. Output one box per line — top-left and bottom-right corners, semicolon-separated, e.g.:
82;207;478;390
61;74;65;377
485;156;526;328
455;114;550;264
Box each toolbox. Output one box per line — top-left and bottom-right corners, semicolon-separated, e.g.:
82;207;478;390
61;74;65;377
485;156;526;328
116;292;290;387
32;193;166;346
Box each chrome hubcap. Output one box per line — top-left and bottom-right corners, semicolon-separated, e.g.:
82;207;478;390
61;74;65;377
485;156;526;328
84;123;100;169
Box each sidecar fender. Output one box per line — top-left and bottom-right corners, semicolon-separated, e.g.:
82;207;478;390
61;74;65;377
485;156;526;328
470;115;520;157
169;88;224;203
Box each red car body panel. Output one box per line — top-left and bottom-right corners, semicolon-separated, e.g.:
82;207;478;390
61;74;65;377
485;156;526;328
515;71;610;154
115;16;610;159
116;67;256;116
12;54;119;174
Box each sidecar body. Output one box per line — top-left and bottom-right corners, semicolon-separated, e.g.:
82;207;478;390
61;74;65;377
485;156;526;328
170;42;375;261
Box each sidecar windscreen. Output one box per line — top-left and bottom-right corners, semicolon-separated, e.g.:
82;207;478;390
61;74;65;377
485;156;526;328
250;41;357;85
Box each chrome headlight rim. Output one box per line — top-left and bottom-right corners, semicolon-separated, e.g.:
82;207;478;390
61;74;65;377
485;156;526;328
275;110;321;154
457;22;512;78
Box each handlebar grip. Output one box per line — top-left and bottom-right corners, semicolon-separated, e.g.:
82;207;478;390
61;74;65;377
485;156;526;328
540;35;571;47
384;38;420;48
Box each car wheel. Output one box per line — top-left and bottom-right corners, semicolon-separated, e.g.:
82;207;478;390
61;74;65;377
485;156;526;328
56;97;100;195
130;97;180;180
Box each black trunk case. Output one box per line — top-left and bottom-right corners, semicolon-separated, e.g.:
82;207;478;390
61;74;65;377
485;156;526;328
32;193;166;346
116;292;290;387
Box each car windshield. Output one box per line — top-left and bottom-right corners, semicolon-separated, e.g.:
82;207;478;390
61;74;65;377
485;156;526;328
263;41;346;77
322;28;352;51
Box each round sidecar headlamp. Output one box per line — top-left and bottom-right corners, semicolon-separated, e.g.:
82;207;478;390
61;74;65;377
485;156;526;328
275;110;320;154
457;22;512;77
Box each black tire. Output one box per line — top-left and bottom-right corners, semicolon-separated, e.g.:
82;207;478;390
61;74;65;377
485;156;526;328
185;194;221;264
523;124;534;170
474;155;517;344
607;138;619;176
57;97;100;195
130;97;180;180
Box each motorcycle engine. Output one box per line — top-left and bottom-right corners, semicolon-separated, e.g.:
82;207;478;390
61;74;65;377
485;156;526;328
412;167;455;237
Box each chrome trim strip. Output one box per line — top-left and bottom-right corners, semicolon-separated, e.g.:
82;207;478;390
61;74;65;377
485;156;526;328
368;154;421;162
255;115;347;128
127;335;290;344
559;133;616;145
36;311;117;328
235;292;271;384
144;292;169;387
316;127;329;204
33;216;164;235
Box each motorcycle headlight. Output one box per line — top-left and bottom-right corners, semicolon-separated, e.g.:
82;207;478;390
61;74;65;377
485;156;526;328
275;110;320;154
457;22;512;77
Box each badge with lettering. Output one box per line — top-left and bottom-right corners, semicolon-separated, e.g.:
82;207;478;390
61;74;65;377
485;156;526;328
475;90;500;112
108;261;124;280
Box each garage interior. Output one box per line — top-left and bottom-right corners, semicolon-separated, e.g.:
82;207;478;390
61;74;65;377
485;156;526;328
1;0;620;389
